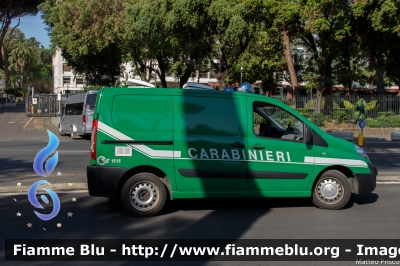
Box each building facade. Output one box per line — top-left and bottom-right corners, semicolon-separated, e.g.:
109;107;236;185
52;49;217;94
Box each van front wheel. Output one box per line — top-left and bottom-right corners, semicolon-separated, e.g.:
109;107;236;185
312;170;351;210
121;173;166;217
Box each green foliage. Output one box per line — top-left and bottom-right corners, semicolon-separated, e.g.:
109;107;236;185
309;113;326;127
304;99;323;109
253;113;265;125
1;28;52;94
295;108;311;119
343;98;378;122
365;116;400;128
40;0;125;86
333;110;348;123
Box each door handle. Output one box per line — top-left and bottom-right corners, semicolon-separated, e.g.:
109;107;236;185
251;145;265;150
231;142;245;148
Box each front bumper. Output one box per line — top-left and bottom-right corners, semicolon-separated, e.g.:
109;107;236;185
87;165;128;198
353;164;377;194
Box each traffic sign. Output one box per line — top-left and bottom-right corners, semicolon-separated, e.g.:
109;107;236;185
358;119;366;129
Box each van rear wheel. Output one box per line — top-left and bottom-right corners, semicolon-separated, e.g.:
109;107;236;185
312;170;351;210
59;125;66;136
121;173;166;217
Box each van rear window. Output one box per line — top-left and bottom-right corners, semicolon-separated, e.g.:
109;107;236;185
86;94;97;110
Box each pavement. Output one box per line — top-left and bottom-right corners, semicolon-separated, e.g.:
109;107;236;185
0;103;399;194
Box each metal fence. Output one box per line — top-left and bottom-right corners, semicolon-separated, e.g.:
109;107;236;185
25;95;59;117
271;95;400;129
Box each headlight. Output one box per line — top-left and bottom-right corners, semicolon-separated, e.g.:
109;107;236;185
354;144;368;159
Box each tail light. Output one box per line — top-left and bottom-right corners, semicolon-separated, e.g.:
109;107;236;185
91;119;98;160
82;115;86;127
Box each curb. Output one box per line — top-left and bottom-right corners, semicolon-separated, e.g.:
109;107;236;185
364;148;400;152
0;183;88;193
1;177;399;193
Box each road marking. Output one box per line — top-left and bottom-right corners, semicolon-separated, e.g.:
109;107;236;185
34;119;44;129
22;117;33;129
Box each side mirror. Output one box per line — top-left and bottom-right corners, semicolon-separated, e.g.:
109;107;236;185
305;125;313;145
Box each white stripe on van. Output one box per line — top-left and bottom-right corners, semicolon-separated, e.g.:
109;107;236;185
98;121;181;158
304;156;368;168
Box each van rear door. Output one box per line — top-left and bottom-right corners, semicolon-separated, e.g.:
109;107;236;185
84;93;97;131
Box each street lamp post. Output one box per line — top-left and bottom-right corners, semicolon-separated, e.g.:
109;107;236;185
240;66;243;84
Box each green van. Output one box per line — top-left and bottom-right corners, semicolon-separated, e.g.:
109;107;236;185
87;87;377;216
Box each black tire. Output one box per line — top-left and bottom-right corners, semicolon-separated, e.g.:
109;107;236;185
121;173;166;217
59;125;66;136
312;170;351;210
70;128;81;139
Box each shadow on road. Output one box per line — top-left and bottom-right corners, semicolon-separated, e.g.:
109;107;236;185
351;193;379;206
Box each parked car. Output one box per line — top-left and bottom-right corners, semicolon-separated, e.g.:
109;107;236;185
59;90;98;139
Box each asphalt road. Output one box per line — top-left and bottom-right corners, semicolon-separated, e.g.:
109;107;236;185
0;184;399;266
0;138;398;186
0;139;90;186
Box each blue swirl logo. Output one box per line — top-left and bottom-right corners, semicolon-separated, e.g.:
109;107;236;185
29;130;61;221
28;180;61;221
33;130;59;177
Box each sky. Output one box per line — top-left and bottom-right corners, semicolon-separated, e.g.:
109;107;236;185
10;12;51;48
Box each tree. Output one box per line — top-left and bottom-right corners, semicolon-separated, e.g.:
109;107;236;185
295;0;354;114
201;0;266;89
352;0;400;94
229;28;285;94
269;0;302;102
2;28;51;95
124;0;177;88
0;0;44;88
40;0;125;85
8;39;34;78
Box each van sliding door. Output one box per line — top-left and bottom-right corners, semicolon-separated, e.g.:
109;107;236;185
173;94;247;196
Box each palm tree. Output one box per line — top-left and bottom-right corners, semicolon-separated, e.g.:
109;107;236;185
8;39;34;84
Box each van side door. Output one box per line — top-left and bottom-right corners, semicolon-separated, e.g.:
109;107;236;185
173;94;247;195
246;99;315;195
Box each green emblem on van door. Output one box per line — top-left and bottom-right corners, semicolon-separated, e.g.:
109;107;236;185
96;156;109;165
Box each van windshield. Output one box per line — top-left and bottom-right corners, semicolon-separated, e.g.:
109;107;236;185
85;94;97;110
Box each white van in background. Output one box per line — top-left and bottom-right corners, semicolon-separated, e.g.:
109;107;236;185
59;90;98;139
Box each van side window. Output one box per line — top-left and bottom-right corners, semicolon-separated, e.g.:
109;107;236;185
253;102;304;142
176;97;243;137
65;102;84;115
